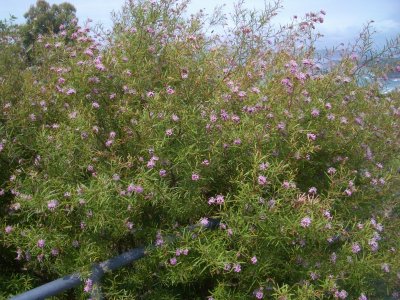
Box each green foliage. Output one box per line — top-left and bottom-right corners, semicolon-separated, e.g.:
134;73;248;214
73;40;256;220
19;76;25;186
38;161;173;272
1;0;400;299
20;0;77;50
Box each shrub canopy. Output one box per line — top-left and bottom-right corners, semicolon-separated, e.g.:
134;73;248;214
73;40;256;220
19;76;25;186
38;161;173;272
1;0;400;299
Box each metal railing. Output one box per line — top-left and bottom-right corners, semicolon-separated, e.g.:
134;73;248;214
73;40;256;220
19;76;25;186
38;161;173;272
10;219;220;300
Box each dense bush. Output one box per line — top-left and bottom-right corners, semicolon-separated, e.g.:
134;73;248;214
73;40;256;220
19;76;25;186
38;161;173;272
1;0;400;299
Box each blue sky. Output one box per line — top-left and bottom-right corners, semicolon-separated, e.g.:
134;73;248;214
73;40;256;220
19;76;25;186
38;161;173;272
1;0;399;48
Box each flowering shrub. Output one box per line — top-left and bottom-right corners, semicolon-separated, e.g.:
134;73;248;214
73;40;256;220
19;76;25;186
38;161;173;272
1;0;400;299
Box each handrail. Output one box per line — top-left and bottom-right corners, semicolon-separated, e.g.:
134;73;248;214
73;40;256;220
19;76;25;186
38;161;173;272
10;219;220;300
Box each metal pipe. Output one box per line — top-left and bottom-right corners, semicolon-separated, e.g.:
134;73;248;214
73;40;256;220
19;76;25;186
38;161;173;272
10;273;82;300
10;248;146;300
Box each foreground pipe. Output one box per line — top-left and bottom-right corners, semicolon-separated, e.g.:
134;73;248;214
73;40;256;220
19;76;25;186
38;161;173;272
10;247;146;300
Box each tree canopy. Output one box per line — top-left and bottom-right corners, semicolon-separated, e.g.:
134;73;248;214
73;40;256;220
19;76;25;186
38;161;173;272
21;0;76;48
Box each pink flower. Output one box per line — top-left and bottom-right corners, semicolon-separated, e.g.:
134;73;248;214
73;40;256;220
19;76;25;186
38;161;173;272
66;88;76;95
191;173;200;181
200;217;209;226
300;217;312;228
165;129;173;136
69;111;77;119
170;257;177;265
233;138;241;145
5;226;13;234
155;231;164;246
327;167;336;175
359;293;368;300
307;133;317;141
281;77;293;93
237;91;247;98
258;175;268;186
254;289;264;299
201;194;223;207
214;195;224;205
351;242;361;253
109;131;116;139
159;169;167;177
308;187;317;195
202;159;210;166
126;221;134;230
323;210;332;220
335;290;348;299
47;199;59;211
311;108;320;117
166;86;175;95
231;114;240;123
368;239;379;252
302;58;314;66
84;48;93;56
209;114;217;123
381;263;390;273
223;263;231;271
37;239;45;248
95;63;106;71
277;122;286;130
282;180;290;189
83;279;93;293
37;253;44;262
133;185;144;194
251;256;257;264
147;91;155;97
344;189;352;196
233;263;241;272
208;197;215;205
310;272;319;280
147;159;156;169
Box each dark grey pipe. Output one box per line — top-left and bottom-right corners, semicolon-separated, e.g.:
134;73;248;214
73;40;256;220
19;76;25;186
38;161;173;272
9;273;83;300
10;248;146;300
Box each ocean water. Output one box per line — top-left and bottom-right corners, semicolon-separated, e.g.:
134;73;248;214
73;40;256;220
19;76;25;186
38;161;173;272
321;61;400;94
382;72;400;94
315;50;400;94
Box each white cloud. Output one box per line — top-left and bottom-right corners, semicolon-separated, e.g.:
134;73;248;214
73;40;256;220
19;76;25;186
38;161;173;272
374;19;400;32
